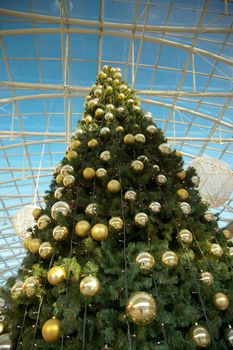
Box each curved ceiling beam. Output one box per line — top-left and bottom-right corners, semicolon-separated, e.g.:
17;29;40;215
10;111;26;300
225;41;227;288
0;27;233;67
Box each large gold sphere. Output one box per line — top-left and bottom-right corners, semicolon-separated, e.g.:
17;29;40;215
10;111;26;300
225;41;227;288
60;164;74;176
134;212;148;227
124;190;137;202
0;322;5;335
190;325;211;347
100;150;111;161
83;167;96;180
66;150;78;161
53;225;69;241
75;220;91;238
176;188;189;201
135;133;146;143
88;139;98;149
39;242;54;259
55;174;64;185
109;217;123;231
70;140;81;150
135;252;155;272
42;318;61;343
161;251;178;267
223;229;233;239
80;276;100;296
47;266;66;286
131;160;144;173
210;243;223;257
23;276;38;297
91;223;108;241
95;108;104;118
23;236;32;250
32;207;41;219
84;115;93;124
11;281;24;299
124;134;135;145
96;168;107;178
158;143;171;154
175;171;186;181
63;174;75;187
200;272;214;285
177;229;193;244
213;292;229;310
126;292;157;325
51;201;71;219
85;203;98;216
29;238;42;254
54;187;64;200
107;179;121;193
146;125;157;135
37;215;51;230
179;202;191;215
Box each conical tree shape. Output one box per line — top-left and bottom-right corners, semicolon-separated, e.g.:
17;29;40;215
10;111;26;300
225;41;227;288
1;66;233;350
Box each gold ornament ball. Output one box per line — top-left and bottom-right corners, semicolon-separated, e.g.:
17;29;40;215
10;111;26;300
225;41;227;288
51;201;71;220
42;318;61;343
131;160;144;173
175;151;182;157
177;229;193;244
75;220;91;238
66;150;78;161
223;229;233;240
175;171;186;181
85;203;98;216
95;108;104;118
83;167;96;180
146;125;157;135
56;174;64;184
124;190;137;202
101;127;111;136
47;266;66;286
210;243;223;257
124;134;135;145
135;133;146;143
84;115;93;124
109;217;123;231
37;214;51;229
179;202;191;215
29;238;42;254
159;143;171;154
23;237;32;250
23;276;38;297
176;188;189;201
71;140;81;150
149;202;161;213
162;251;178;267
55;163;62;173
63;174;75;187
116;126;124;133
11;281;24;299
117;92;125;101
213;292;229;310
126;292;157;325
96;168;107;178
80;276;100;296
60;164;74;176
91;223;108;241
88;139;98;149
0;322;5;335
191;175;200;186
157;174;167;184
54;187;64;200
134;212;148;227
39;242;53;259
53;225;69;241
105;112;114;122
100;150;111;161
32;207;41;219
107;179;121;193
190;325;211;348
135;252;155;272
200;272;214;285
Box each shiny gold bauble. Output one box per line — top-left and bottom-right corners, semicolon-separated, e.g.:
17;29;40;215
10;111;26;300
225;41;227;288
47;266;66;286
80;276;100;296
200;271;214;285
135;252;155;272
23;237;32;250
23;276;38;297
226;328;233;346
63;174;75;187
213;292;229;310
124;190;137;202
126;292;157;325
0;322;5;335
54;187;64;200
175;171;186;181
66;150;78;161
210;243;223;257
204;210;214;221
83;167;96;180
106;103;114;112
75;220;91;238
105;112;114;122
153;164;160;172
32;207;41;219
100;150;111;161
116;126;124;133
71;140;81;150
135;133;146;143
95;108;104;118
84;115;93;124
175;151;182;157
88;139;98;149
117;93;125;101
146;125;157;135
161;251;178;267
190;325;211;348
107;179;121;193
134;212;148;227
177;229;193;244
55;163;62;173
131;160;144;173
51;201;71;219
11;281;24;299
96;168;107;178
176;188;189;201
91;223;108;241
29;238;42;254
42;318;61;343
60;164;74;176
157;174;167;184
55;174;64;184
39;242;53;259
223;229;233;239
101;127;111;136
158;143;171;154
85;203;98;216
179;202;191;214
53;225;69;241
149;202;161;213
124;134;135;145
109;217;123;231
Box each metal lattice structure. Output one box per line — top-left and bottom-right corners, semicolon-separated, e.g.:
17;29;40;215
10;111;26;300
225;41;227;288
0;0;233;285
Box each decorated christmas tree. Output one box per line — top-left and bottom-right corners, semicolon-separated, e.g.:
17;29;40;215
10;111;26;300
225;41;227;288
1;66;233;349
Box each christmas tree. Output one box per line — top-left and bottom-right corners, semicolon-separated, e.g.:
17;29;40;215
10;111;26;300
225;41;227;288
1;66;233;349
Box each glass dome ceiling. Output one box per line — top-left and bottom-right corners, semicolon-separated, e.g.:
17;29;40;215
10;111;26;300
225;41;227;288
0;0;233;285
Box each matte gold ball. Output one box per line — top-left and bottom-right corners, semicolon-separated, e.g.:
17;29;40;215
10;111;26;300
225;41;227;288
213;292;229;310
39;242;54;259
88;139;98;149
83;167;96;180
107;179;121;193
223;229;233;239
176;188;189;200
175;151;182;157
56;174;64;184
75;220;91;238
134;212;148;227
190;325;211;348
200;272;214;285
66;150;78;161
177;229;193;244
96;168;107;178
42;318;61;343
32;207;41;219
210;243;223;257
29;238;42;254
80;276;100;296
116;126;124;133
175;171;186;180
47;266;66;286
60;164;74;176
131;160;144;173
51;201;71;219
91;223;108;241
53;226;69;241
124;190;137;202
11;281;24;299
135;252;155;272
124;134;135;145
109;217;123;231
126;292;157;325
100;150;111;161
161;251;178;267
23;237;32;250
63;174;75;187
85;203;98;216
135;133;146;143
23;276;38;297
